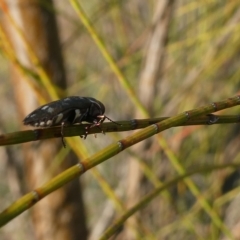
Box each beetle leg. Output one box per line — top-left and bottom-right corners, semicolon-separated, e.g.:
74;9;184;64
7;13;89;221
61;122;66;148
83;125;90;139
90;120;105;134
72;108;90;139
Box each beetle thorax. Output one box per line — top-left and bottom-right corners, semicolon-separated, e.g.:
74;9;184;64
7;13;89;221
89;101;105;116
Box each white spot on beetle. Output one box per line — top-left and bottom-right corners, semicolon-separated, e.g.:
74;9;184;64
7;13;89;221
34;123;39;127
76;109;81;116
40;121;45;126
30;114;36;118
41;105;48;110
46;120;53;126
73;109;81;122
55;113;63;123
47;107;54;113
64;98;70;101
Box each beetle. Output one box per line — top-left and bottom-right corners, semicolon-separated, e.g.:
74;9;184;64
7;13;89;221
23;96;119;147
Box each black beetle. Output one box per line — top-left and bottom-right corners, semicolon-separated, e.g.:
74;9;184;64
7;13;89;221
23;96;119;147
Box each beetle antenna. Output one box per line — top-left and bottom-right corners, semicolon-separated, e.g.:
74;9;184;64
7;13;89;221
104;115;121;126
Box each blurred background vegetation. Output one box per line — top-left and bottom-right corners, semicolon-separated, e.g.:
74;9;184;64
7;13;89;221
0;0;240;239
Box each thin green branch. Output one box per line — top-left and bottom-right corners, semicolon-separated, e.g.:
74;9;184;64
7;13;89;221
0;114;239;146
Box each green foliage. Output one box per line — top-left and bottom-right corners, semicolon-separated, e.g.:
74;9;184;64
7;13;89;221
0;0;240;239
